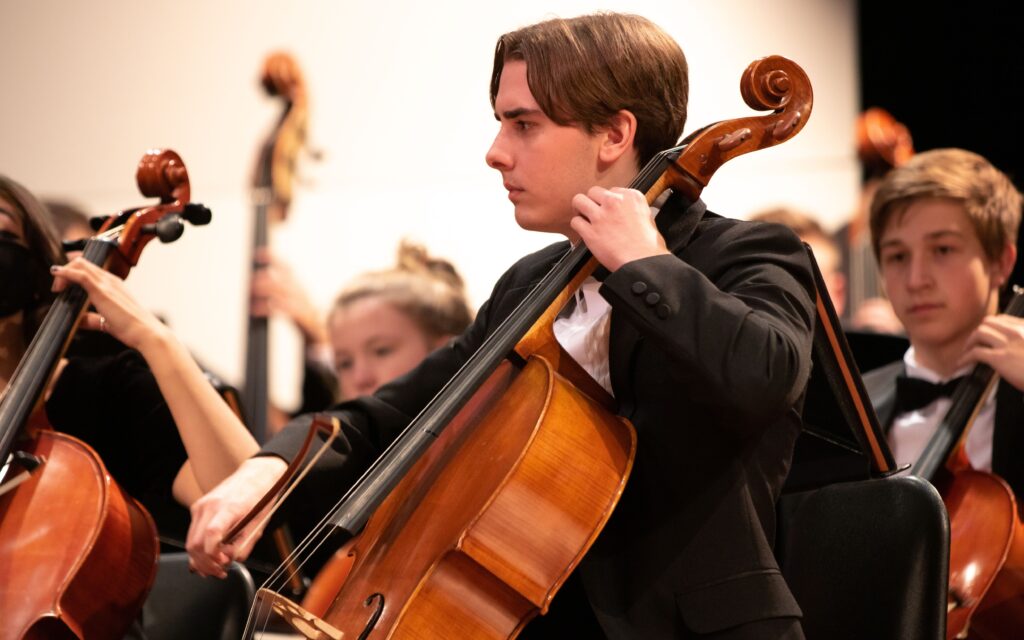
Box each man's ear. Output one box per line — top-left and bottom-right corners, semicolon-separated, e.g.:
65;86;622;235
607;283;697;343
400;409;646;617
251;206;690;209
995;241;1017;287
597;110;638;166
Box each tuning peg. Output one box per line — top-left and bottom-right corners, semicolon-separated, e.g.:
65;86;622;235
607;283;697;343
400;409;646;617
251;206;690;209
183;203;212;226
142;214;185;244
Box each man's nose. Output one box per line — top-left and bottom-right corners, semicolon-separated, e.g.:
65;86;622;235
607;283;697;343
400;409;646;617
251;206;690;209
906;253;933;289
485;132;511;170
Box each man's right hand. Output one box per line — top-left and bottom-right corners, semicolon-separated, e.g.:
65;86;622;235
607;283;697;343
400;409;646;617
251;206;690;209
186;456;289;578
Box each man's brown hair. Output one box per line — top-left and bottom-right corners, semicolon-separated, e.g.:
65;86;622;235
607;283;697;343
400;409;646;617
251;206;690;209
490;12;688;167
869;148;1022;262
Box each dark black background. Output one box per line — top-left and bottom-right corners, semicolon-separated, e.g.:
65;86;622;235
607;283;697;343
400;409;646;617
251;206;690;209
858;0;1024;282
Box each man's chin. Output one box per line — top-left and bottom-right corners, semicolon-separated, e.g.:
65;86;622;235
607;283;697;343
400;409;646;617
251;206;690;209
514;209;569;236
514;209;545;233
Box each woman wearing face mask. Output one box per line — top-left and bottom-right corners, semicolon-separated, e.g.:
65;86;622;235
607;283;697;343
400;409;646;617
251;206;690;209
0;174;258;548
7;171;473;568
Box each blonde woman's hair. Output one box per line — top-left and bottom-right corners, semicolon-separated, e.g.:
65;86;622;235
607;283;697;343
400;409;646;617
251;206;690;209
331;240;473;340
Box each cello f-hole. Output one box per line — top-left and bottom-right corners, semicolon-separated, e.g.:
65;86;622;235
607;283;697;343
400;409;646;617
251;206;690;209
357;593;385;640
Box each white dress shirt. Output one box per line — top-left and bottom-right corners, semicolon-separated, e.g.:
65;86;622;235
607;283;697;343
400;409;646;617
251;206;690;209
888;346;995;472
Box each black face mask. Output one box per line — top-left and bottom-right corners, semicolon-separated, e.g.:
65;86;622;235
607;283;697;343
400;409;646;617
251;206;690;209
0;238;39;318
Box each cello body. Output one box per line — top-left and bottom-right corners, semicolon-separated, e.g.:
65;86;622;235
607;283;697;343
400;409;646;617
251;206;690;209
0;430;158;639
271;356;634;638
909;289;1024;639
942;468;1024;639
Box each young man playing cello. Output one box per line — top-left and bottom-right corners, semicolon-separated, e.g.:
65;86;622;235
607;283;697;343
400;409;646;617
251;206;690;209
863;148;1024;494
185;13;815;638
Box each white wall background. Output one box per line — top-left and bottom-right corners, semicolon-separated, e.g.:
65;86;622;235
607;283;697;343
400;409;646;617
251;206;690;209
0;0;860;407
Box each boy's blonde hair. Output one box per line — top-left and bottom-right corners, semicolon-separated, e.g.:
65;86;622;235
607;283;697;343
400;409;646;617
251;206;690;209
870;148;1021;262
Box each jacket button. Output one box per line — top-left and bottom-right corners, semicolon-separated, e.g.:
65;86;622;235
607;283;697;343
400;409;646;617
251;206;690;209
657;304;671;319
631;282;648;295
645;292;661;306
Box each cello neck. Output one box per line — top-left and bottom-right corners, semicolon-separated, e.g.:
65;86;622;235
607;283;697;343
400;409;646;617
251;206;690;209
0;239;115;461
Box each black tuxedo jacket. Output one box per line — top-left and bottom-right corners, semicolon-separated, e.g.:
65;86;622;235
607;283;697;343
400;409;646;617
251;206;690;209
864;361;1024;496
265;194;816;637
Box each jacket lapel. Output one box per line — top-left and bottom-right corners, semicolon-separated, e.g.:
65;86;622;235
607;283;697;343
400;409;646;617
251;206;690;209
993;382;1024;495
864;361;903;433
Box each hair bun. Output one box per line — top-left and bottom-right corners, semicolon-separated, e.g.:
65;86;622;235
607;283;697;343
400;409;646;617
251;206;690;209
395;239;465;291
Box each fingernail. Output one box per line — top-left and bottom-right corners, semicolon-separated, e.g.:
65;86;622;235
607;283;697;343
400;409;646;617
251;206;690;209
49;266;59;273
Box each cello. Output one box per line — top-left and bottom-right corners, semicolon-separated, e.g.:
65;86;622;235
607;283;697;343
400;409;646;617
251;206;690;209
0;150;210;638
913;288;1024;640
236;55;813;639
244;50;314;444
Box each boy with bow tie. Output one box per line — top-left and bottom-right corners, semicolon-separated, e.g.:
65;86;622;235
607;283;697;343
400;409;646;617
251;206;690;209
862;148;1024;492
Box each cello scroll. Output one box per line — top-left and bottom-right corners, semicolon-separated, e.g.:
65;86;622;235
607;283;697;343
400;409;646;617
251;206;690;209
98;149;210;277
654;55;812;202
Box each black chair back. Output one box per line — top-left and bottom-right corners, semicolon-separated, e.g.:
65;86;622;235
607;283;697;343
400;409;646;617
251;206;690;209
141;552;255;640
777;244;949;640
779;476;948;640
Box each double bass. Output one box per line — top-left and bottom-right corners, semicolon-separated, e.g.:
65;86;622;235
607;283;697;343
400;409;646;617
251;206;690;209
0;150;210;638
244;50;314;444
913;288;1024;639
243;50;318;600
238;55;813;639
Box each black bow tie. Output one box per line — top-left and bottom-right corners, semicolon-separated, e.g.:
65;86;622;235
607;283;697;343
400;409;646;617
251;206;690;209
894;374;966;414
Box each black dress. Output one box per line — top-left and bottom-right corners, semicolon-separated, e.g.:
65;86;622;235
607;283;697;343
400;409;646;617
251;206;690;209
45;342;190;547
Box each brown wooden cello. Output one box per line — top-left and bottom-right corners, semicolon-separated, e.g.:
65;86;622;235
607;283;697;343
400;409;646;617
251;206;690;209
0;149;210;639
913;288;1024;640
235;55;813;639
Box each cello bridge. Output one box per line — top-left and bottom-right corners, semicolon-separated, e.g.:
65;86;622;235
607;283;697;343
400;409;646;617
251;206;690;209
254;587;345;640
